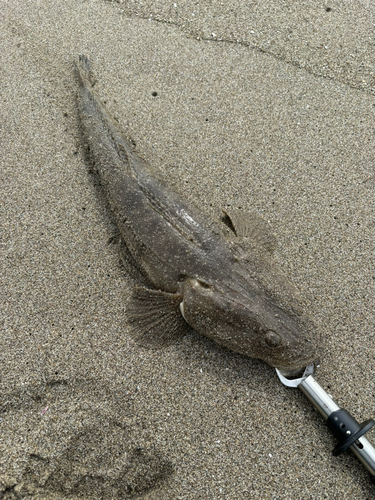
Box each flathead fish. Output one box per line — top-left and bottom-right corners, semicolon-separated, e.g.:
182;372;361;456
76;55;320;371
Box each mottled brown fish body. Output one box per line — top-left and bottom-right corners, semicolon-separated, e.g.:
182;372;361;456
76;55;320;370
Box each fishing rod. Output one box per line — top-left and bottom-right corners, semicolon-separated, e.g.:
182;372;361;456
276;364;375;484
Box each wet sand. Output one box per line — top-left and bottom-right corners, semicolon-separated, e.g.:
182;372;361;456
1;1;374;498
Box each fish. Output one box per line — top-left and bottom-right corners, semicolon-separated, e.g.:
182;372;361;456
76;55;320;371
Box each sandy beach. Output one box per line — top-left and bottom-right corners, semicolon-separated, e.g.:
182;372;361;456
1;1;375;498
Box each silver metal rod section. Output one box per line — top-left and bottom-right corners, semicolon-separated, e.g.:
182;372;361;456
298;375;375;477
299;375;339;419
351;436;375;476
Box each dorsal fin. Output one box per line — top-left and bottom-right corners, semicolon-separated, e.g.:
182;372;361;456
222;209;277;253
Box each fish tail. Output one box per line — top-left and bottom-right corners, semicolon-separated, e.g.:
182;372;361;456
78;54;91;75
76;55;136;176
76;54;94;89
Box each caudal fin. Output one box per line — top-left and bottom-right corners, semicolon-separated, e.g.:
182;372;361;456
76;54;95;88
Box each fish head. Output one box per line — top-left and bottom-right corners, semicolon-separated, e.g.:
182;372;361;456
180;278;320;371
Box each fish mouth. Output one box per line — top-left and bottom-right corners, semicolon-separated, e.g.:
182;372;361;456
275;357;320;376
276;366;307;378
272;334;322;373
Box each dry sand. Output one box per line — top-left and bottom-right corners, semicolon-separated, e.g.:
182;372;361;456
1;0;375;498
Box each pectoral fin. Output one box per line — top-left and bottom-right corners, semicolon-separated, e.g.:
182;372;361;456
222;209;276;253
126;287;189;347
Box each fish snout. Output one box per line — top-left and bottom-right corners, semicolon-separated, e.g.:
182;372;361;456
271;335;321;372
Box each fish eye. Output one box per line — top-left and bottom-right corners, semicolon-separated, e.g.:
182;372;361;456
265;330;282;348
196;279;211;289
